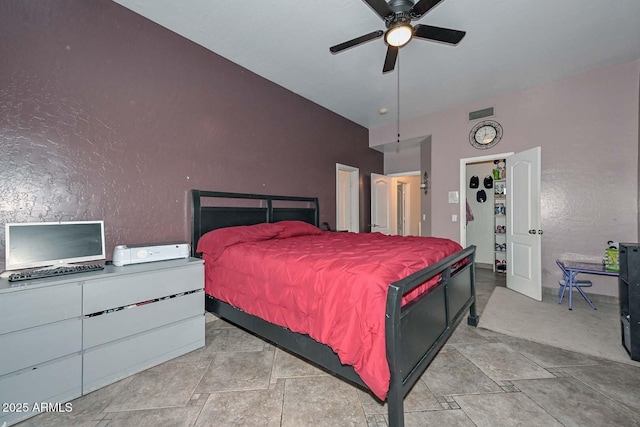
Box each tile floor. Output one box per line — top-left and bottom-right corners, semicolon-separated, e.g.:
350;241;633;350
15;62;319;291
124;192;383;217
18;269;640;426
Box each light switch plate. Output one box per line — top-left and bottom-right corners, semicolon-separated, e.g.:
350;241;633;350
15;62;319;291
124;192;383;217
448;191;459;203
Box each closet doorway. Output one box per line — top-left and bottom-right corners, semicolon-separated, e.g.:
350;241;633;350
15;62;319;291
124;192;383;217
460;152;512;268
464;158;505;269
459;148;542;301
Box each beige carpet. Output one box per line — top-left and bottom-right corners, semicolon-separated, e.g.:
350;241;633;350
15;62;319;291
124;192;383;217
478;286;640;367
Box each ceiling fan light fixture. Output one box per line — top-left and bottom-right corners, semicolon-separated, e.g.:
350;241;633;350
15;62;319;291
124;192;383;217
385;24;412;47
329;0;466;74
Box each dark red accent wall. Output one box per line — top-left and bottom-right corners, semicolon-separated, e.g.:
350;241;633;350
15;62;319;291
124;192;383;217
0;0;382;266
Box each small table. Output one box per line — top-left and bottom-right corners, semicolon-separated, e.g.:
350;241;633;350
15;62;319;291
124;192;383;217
557;260;619;310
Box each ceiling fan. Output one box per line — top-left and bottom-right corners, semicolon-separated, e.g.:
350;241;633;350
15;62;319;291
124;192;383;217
329;0;466;73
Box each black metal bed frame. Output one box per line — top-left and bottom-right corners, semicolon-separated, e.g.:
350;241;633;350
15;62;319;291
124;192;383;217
190;189;478;427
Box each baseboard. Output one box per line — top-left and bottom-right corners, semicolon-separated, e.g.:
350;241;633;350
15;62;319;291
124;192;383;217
542;286;619;306
476;263;493;270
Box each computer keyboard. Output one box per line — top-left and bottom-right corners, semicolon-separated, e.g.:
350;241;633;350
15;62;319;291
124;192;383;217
8;264;105;282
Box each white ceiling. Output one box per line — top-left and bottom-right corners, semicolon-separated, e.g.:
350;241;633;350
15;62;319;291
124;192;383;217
113;0;640;130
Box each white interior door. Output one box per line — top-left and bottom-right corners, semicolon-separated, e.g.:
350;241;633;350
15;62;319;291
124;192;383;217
506;146;542;300
336;164;359;232
371;173;396;235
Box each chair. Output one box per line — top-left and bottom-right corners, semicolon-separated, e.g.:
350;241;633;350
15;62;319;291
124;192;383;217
556;260;595;310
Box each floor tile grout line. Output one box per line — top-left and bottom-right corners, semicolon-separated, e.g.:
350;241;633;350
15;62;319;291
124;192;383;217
565;371;640;415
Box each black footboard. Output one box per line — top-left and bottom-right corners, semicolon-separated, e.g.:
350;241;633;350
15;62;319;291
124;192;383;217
385;245;477;427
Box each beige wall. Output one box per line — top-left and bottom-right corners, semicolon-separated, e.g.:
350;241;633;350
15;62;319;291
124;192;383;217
371;60;640;296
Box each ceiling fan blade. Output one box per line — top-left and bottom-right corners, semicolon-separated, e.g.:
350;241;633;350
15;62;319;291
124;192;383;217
364;0;394;20
330;30;384;53
413;24;466;45
410;0;445;18
383;46;398;73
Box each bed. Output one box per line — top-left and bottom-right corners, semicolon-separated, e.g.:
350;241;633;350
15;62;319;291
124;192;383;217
190;189;478;427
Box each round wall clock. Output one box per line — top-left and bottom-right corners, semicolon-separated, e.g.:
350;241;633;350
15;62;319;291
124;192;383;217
469;120;503;149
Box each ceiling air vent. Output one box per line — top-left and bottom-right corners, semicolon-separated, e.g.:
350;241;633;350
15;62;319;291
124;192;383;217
468;107;494;121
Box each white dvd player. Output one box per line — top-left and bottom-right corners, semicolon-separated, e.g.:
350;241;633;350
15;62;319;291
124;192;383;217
112;242;190;266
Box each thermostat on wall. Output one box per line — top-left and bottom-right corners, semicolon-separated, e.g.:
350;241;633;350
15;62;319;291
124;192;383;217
448;191;459;203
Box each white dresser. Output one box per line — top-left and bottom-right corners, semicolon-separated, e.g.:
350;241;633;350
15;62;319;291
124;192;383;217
0;258;204;426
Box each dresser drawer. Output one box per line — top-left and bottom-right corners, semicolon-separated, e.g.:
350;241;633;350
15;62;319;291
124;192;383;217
83;263;204;314
0;354;82;426
83;315;204;393
0;318;81;376
0;283;81;335
83;291;203;348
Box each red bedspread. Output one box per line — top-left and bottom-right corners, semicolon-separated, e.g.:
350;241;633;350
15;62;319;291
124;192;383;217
197;221;462;400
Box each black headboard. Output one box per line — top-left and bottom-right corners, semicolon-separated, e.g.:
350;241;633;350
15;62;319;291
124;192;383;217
190;189;319;257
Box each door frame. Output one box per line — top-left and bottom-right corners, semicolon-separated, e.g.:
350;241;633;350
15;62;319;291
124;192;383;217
389;170;420;236
335;163;359;232
459;152;514;247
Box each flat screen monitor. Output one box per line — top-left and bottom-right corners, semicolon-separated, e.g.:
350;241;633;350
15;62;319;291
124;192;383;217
5;220;106;271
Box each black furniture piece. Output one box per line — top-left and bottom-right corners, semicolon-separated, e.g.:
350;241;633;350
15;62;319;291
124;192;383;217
619;243;640;361
190;189;478;427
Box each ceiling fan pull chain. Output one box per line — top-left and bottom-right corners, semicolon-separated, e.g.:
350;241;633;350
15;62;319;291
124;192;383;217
397;53;400;144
